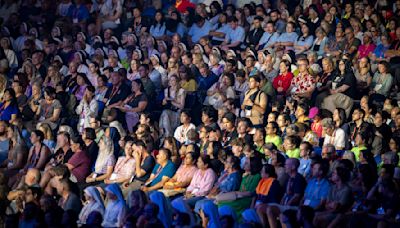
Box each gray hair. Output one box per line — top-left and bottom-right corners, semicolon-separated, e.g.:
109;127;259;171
322;118;335;128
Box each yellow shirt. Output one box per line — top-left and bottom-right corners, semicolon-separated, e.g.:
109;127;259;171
180;79;197;92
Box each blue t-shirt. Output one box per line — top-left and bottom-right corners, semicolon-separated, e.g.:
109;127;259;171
196;72;218;91
0;103;18;122
298;158;311;178
226;26;246;44
303;178;331;209
294;35;314;49
188;20;213;43
277;32;298;51
150;23;166;38
373;44;390;59
149;160;176;187
67;4;90;22
212;24;230;42
0;139;9;164
259;32;279;47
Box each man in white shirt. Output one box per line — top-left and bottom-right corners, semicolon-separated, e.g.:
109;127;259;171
322;118;346;150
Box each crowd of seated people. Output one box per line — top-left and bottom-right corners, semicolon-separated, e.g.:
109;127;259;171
0;0;400;227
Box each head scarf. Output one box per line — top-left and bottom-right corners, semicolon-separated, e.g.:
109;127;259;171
108;49;119;59
21;22;28;34
94;136;114;174
110;36;120;46
29;27;38;38
93;35;103;44
78;32;87;41
149;191;173;228
133;49;142;60
157;40;167;51
52;26;61;37
103;184;127;227
150;53;160;63
218;205;237;227
226;49;236;58
53;55;64;65
105;183;125;205
127;190;148;209
202;200;221;228
179;42;187;52
171;197;195;226
78;186;105;224
194;44;204;54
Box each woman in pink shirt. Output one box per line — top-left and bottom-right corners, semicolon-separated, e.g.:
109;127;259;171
103;141;136;185
173;155;216;208
357;32;376;59
160;152;198;197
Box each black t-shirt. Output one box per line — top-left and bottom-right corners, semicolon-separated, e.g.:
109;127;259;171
380;192;400;217
222;129;238;146
127;93;147;109
17;95;28;108
136;155;156;182
50;148;74;165
63;75;77;92
282;173;307;206
332;72;357;98
105;83;131;106
239;133;253;145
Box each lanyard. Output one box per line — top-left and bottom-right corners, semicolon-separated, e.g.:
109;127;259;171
114;157;132;173
351;125;358;140
149;164;164;185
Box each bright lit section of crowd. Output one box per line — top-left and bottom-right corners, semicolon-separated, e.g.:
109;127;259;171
1;0;400;227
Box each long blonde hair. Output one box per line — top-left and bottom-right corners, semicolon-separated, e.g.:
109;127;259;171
0;74;6;97
38;123;53;140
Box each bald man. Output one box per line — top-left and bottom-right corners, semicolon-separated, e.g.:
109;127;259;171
7;168;41;213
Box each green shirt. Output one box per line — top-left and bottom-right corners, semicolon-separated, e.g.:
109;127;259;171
218;173;261;219
351;145;367;162
286;148;300;158
260;80;275;98
265;135;282;148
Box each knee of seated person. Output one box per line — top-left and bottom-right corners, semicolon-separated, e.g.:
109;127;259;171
256;204;266;213
266;206;274;215
279;213;289;223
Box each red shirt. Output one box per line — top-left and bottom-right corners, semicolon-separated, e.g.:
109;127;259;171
68;150;91;183
311;121;323;138
273;72;294;94
176;0;195;13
